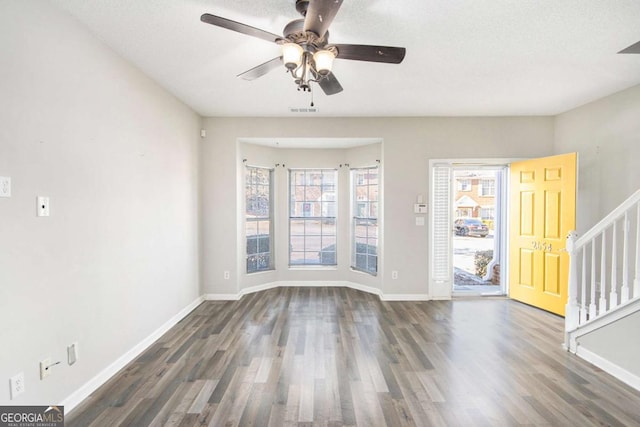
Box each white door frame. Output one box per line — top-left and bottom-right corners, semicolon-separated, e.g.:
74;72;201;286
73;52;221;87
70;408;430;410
428;158;520;299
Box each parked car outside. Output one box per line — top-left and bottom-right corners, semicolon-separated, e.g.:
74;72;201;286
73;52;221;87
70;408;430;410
454;218;489;237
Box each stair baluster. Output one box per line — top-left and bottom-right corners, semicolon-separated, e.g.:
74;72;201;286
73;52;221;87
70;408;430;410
589;241;597;319
635;204;640;298
610;220;619;309
621;212;630;303
565;189;640;340
599;230;607;314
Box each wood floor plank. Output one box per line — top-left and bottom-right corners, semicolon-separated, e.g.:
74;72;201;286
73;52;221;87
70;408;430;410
66;288;640;427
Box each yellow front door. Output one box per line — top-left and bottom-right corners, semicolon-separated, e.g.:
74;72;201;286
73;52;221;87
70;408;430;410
509;153;576;316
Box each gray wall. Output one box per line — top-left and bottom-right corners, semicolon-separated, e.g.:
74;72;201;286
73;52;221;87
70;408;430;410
555;84;640;233
577;309;640;379
201;117;555;297
554;84;640;383
0;2;201;405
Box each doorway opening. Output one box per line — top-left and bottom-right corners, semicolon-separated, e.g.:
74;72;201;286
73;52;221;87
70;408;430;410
452;167;506;295
429;160;510;299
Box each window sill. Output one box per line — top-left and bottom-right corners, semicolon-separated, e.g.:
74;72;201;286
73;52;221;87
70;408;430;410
288;265;338;271
350;268;378;277
246;269;275;276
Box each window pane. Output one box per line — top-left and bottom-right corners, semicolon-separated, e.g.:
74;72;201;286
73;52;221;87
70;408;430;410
322;202;336;217
319;250;335;265
292;171;305;185
305;251;321;264
290;252;305;265
289;169;338;266
258;220;271;235
247;238;258;255
246;221;258;237
305;236;322;252
305;219;322;236
290;219;305;236
351;167;378;275
322;236;336;250
258;236;270;253
246;166;274;273
247;256;257;273
322;218;336;235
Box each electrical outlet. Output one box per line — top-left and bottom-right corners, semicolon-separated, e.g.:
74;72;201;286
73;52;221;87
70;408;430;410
40;358;51;379
224;271;230;280
10;372;25;399
0;176;11;197
392;270;398;280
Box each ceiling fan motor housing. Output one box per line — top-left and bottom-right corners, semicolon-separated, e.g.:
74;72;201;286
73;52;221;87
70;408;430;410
283;19;331;53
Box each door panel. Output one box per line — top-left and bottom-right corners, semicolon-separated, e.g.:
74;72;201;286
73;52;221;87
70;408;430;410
509;153;576;316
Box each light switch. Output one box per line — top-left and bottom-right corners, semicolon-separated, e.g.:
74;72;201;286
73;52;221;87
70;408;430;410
0;176;10;197
414;203;428;214
68;342;78;365
37;196;50;217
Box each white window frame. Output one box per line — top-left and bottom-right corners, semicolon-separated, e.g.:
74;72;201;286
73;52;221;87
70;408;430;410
245;166;274;274
288;169;338;266
351;166;378;275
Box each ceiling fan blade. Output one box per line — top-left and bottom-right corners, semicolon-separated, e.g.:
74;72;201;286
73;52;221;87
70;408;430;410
333;44;406;64
237;57;283;81
318;72;343;95
619;40;640;54
201;13;282;43
303;0;344;38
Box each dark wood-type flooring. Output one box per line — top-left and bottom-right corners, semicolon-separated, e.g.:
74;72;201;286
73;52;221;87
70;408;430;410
67;287;640;426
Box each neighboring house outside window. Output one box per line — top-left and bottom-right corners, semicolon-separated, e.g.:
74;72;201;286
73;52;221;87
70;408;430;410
479;179;495;196
481;207;495;220
454;173;497;219
458;179;471;191
351;167;378;275
289;169;337;266
245;166;274;273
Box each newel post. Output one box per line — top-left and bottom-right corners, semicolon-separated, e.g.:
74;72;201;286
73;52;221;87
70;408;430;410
565;231;580;351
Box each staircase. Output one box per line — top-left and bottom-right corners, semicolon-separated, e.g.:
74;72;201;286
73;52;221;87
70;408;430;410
564;189;640;390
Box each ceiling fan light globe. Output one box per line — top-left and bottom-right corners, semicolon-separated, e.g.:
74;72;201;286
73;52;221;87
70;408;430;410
313;49;335;75
282;43;304;70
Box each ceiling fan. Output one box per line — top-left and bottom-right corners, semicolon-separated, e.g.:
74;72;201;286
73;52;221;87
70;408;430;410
200;0;406;97
619;40;640;54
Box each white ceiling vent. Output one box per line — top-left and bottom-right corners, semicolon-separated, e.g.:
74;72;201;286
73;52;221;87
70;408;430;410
289;107;319;113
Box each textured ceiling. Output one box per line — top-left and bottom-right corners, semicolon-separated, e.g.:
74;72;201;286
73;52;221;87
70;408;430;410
50;0;640;117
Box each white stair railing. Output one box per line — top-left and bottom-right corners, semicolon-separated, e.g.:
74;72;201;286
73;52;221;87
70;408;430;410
566;190;640;336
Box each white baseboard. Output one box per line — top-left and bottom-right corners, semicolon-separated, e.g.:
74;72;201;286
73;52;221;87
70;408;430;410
203;293;241;301
382;294;431;301
62;296;204;413
576;346;640;392
202;281;431;302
